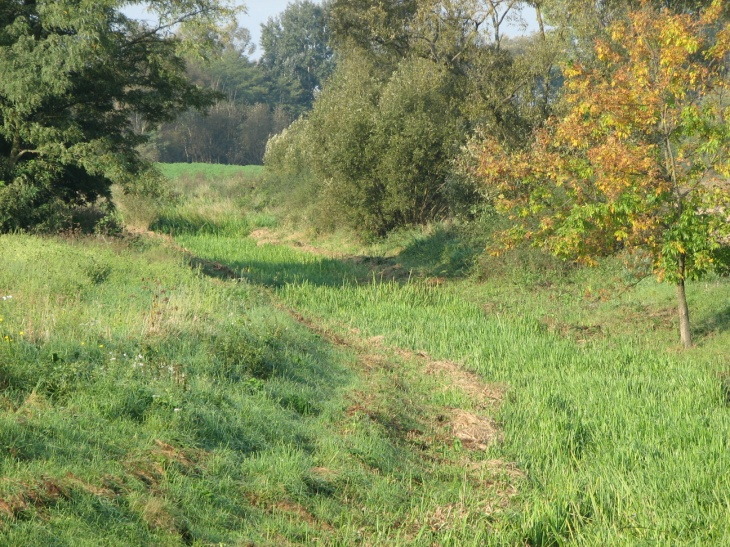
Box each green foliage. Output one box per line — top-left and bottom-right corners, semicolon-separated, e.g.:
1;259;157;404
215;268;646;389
329;0;418;63
372;58;467;228
152;23;296;166
265;54;476;237
260;0;336;116
155;101;291;165
471;1;730;346
263;0;567;239
0;0;237;233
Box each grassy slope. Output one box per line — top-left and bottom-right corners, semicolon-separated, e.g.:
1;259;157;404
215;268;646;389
2;163;728;544
161;164;730;544
0;166;522;545
0;233;357;544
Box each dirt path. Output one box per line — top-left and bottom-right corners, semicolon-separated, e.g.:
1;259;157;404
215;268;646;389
249;227;415;283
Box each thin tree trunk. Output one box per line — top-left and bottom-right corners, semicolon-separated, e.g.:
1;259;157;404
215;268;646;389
8;131;21;171
677;253;692;348
534;3;546;40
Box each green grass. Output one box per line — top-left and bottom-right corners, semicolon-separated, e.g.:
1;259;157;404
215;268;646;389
159;164;730;544
173;227;730;543
0;234;362;544
0;168;522;544
3;163;729;544
157;163;264;181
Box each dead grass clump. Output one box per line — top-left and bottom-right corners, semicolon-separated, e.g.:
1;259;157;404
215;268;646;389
0;478;73;523
423;358;505;408
249;228;340;258
130;492;192;542
246;493;334;533
15;391;51;419
450;410;501;451
151;439;200;472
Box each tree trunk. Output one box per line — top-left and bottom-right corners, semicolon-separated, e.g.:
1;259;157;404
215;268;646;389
676;254;692;349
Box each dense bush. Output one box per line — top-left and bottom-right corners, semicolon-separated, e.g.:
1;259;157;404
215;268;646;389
265;55;477;237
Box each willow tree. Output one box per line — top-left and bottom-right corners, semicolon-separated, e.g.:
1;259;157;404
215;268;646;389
0;0;239;231
473;1;730;348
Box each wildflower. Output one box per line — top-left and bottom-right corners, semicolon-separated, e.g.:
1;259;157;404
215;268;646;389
99;344;104;348
173;408;181;412
1;295;12;301
18;331;24;336
81;342;85;346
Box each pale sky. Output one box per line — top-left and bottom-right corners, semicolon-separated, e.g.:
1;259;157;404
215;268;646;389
123;1;307;58
243;0;304;57
123;1;538;59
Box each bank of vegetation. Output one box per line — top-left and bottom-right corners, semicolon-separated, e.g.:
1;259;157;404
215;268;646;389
2;0;730;543
0;164;729;543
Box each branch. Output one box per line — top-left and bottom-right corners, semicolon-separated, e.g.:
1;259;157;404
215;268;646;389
120;7;216;50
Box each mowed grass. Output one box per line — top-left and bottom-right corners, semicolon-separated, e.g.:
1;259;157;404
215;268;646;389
162;165;730;544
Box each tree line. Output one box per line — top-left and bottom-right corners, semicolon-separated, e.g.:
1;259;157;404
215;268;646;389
149;1;335;165
0;0;332;230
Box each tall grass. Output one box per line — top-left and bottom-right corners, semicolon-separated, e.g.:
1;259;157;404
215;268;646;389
277;280;730;543
7;162;725;544
165;163;730;544
0;200;523;543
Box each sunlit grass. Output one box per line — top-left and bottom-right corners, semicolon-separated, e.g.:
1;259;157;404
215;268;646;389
166;163;730;544
0;230;519;543
4;162;728;544
156;163;264;181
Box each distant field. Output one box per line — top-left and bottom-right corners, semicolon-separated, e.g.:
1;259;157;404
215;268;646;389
157;163;264;181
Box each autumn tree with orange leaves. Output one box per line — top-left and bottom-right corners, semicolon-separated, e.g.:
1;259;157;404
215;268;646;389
472;0;730;348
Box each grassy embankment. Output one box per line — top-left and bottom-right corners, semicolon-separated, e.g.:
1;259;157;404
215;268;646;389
162;164;730;544
0;164;518;545
1;162;729;544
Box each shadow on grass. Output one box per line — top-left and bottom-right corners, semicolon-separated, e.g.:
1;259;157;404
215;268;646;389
694;305;730;341
187;247;407;288
162;211;480;288
152;214;249;238
186;230;477;290
395;224;480;279
189;255;365;288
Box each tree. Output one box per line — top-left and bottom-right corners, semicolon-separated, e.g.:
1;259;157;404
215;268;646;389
472;0;730;348
263;0;558;237
329;0;418;64
0;0;239;232
259;0;335;115
152;21;291;166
